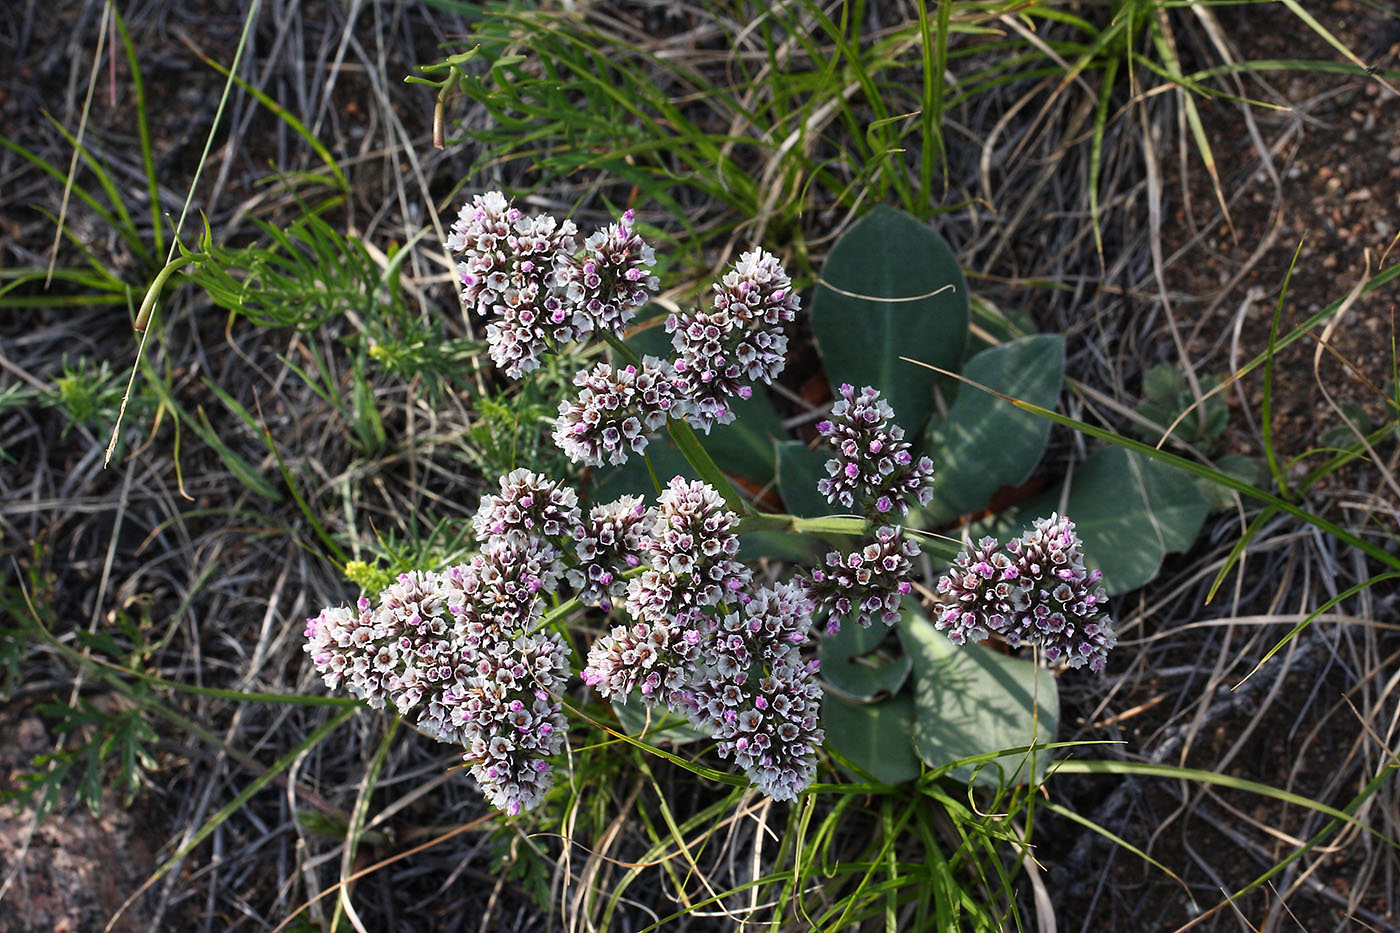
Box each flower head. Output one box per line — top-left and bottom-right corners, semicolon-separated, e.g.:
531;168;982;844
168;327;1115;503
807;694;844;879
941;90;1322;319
623;477;750;622
468;538;563;635
805;525;919;633
666;248;798;433
682;653;824;802
705;580;815;679
815;384;935;516
581;617;705;708
456;631;570;815
1007;514;1116;671
303;572;469;742
553;357;685;466
567;495;655;610
473;468;581;553
562;209;659;335
934;514;1116;672
447;192;580;378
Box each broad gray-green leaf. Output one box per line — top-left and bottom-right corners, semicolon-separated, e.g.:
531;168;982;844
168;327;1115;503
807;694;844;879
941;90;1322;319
775;440;832;518
899;609;1059;787
810;205;969;433
1013;446;1210;594
737;531;820;563
819;619;912;702
822;691;922;784
611;696;706;745
922;335;1064;526
705;389;786;479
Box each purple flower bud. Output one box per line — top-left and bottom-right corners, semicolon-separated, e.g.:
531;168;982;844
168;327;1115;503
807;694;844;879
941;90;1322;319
814;385;935;517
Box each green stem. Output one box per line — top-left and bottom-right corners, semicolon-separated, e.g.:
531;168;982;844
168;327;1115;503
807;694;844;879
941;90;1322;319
133;252;206;333
737;512;959;561
664;416;748;514
598;330;749;514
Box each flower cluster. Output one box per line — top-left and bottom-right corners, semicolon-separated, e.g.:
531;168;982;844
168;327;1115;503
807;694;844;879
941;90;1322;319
568;496;654;611
304;574;469;742
934;513;1116;672
308;471;834;808
624;477;751;624
684;653;823;802
447;192;582;378
306;552;569;812
311;197;1119;818
705;579;812;676
588;579;823;802
666;248;801;432
448;195;801;458
472;467;580;562
455;631;570;815
562;209;659;335
582;618;703;708
816;384;936;516
553;357;686;466
454;538;560;634
805;525;920;633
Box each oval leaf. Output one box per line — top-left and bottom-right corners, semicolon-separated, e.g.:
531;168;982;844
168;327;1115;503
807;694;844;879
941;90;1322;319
922;335;1064;526
819;620;912;702
811;205;969;433
775;440;831;518
899;607;1059;787
1014;446;1210;594
822;691;922;784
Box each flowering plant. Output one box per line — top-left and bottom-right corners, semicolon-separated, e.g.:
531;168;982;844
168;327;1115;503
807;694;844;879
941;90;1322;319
304;194;1118;814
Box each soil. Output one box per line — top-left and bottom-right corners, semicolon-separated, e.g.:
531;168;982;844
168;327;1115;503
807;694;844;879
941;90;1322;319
1044;3;1400;929
0;710;159;933
1167;1;1400;479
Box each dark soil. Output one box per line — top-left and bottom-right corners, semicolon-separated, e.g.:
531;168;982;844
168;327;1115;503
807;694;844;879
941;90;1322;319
0;709;161;933
1044;3;1400;930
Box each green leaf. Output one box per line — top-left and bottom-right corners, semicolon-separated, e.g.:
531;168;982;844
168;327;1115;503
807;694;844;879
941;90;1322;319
819;622;912;702
811;205;969;433
611;696;706;745
822;691;922;784
775;441;831;518
899;607;1058;787
922;335;1064;526
737;531;821;563
703;390;786;480
1016;446;1210;594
